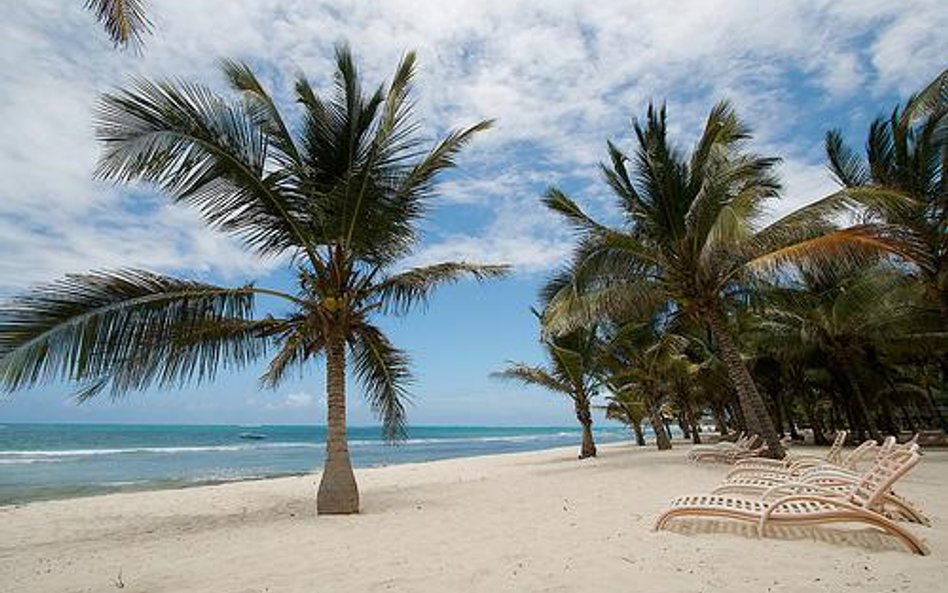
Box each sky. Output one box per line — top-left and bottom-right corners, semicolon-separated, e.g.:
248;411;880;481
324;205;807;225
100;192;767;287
0;0;946;427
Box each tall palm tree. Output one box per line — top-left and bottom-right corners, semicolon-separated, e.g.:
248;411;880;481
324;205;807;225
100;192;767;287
541;102;904;457
84;0;152;49
493;326;602;458
825;68;947;324
0;46;507;514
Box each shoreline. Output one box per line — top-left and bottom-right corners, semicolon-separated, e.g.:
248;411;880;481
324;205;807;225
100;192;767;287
3;442;945;592
0;424;634;506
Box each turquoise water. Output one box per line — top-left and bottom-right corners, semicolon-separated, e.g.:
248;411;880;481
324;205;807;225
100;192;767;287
0;423;630;504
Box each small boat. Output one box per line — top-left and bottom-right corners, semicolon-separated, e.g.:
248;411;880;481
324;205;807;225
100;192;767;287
238;432;267;440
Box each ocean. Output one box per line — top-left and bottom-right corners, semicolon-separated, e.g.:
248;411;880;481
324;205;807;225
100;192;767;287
0;423;632;505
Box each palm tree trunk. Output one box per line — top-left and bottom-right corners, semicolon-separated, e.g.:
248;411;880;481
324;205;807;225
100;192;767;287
707;306;784;458
711;404;729;436
574;398;597;458
316;334;359;514
648;407;672;450
803;396;828;445
685;406;702;444
838;354;882;442
631;420;646;446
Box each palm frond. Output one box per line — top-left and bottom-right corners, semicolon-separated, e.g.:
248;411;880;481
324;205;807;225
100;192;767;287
743;224;926;278
0;270;282;399
905;67;947;122
220;59;303;167
491;363;573;396
348;324;412;441
85;0;151;50
259;325;321;390
542;279;668;338
94;78;316;260
372;263;510;315
825;129;871;187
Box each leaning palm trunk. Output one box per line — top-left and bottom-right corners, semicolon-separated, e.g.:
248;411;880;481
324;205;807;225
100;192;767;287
649;407;672;450
707;307;784;458
631;421;646;446
317;334;359;514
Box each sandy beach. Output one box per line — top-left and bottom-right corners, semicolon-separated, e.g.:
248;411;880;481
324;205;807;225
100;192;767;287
1;443;946;593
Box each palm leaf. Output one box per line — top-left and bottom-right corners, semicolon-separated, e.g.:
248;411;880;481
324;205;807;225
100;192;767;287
348;324;412;441
85;0;151;50
372;263;509;315
491;363;573;396
94;78;317;261
0;270;288;398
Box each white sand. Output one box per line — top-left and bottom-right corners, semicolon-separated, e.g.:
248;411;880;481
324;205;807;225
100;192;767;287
2;443;946;593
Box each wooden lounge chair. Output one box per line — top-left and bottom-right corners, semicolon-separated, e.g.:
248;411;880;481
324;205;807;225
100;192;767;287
654;445;928;555
711;441;929;526
689;435;766;464
729;430;847;473
686;432;750;461
712;436;930;525
726;436;879;479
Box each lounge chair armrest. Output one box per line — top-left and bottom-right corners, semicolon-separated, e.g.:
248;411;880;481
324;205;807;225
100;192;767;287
758;493;865;535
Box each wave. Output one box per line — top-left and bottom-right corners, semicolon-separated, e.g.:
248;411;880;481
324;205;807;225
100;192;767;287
348;433;581;447
0;431;627;461
0;458;64;465
0;442;323;458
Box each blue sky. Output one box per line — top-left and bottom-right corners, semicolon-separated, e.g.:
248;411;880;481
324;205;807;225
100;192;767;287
0;1;946;427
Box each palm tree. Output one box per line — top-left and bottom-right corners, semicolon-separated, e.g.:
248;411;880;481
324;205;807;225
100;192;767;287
0;46;507;514
493;326;602;458
541;102;903;457
825;68;947;324
84;0;152;49
602;390;648;446
602;321;694;450
754;266;938;441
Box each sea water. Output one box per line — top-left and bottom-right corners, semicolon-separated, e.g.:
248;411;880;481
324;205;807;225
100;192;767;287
0;423;631;504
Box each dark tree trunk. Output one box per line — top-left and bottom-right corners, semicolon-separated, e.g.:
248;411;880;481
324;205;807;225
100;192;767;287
684;406;701;444
771;388;787;437
783;392;801;440
575;398;597;458
803;397;828;445
677;412;691;439
317;333;359;514
649;407;672;450
712;404;729;436
899;401;917;433
631;421;646;446
707;307;784;458
839;355;882;442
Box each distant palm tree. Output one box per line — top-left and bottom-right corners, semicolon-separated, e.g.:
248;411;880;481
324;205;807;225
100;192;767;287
602;390;648;446
541;102;905;457
85;0;152;49
755;267;936;441
493;326;602;458
0;46;507;514
825;68;947;326
602;321;692;450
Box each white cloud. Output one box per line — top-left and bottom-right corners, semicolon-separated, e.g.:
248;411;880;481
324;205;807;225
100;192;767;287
1;0;945;290
262;391;318;410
